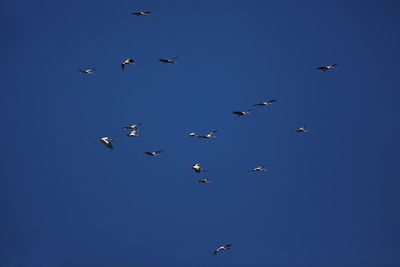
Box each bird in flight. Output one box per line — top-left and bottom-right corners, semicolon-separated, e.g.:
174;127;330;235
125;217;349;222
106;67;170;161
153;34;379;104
249;166;268;172
183;132;198;138
78;69;96;75
233;110;251;119
198;130;218;139
197;178;213;184
159;57;178;64
296;126;311;133
145;150;163;157
187;163;207;174
124;129;141;138
213;244;232;256
121;58;135;70
124;123;142;130
253;99;276;107
317;64;337;72
132;11;151;16
95;137;116;149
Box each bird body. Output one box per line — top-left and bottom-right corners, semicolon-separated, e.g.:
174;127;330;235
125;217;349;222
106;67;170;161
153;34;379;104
214;244;232;256
183;132;198;138
296;126;311;133
124;129;141;137
198;130;218;139
198;178;212;184
96;137;116;149
187;163;207;174
121;58;135;70
145;150;163;157
124;123;142;130
233;110;251;119
78;69;96;74
250;166;268;172
132;11;151;16
317;64;337;72
253;99;276;107
159;57;178;64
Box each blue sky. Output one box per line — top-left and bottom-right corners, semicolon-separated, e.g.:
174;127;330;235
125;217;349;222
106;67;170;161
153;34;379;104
1;0;400;266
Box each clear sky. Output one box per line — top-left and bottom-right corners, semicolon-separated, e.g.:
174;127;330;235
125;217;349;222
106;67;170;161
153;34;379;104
1;0;400;266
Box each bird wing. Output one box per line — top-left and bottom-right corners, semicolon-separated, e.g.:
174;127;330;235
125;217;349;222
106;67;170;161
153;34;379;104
155;150;163;154
268;99;276;103
106;142;113;149
121;63;125;70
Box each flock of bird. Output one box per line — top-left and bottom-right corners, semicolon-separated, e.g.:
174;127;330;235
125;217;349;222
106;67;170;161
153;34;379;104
83;10;338;257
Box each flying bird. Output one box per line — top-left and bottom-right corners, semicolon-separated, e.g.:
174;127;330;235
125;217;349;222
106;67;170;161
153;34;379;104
132;11;151;16
249;166;268;172
253;99;276;107
145;150;163;157
124;123;142;130
186;163;207;174
159;57;178;64
197;178;213;184
198;130;218;139
233;110;251;119
78;69;96;75
213;244;232;256
95;137;116;149
124;129;141;138
183;132;198;138
121;58;135;70
317;64;337;72
296;126;311;133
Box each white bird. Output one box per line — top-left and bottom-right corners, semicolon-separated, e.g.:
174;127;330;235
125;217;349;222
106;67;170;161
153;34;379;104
124;129;141;138
121;58;135;70
249;166;268;172
124;123;142;130
198;130;218;139
159;57;178;64
213;244;232;256
145;150;163;157
198;178;213;184
296;126;311;133
233;110;251;119
186;163;207;174
95;137;116;149
317;64;337;72
253;99;276;107
78;68;96;75
132;11;151;16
